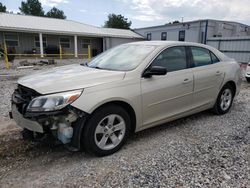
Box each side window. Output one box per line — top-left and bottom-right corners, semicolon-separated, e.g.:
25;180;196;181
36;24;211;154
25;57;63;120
179;30;185;41
151;46;187;72
210;52;220;63
147;33;152;41
34;36;47;48
60;38;70;48
161;32;167;40
191;47;213;67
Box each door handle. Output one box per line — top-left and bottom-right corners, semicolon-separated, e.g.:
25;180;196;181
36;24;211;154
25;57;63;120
182;78;191;84
215;71;222;76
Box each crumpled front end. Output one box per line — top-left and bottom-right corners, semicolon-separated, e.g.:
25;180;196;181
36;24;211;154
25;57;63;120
10;84;86;149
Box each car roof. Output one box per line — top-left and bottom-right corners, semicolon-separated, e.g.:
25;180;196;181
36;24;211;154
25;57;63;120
128;40;211;48
125;40;232;61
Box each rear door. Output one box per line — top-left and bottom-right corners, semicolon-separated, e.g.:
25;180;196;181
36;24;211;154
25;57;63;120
189;46;225;108
141;46;194;127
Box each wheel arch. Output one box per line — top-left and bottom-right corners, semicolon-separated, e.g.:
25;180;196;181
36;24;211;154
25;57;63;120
90;100;137;134
224;80;236;96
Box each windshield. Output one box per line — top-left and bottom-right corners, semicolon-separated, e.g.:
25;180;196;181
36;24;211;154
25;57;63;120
88;44;156;71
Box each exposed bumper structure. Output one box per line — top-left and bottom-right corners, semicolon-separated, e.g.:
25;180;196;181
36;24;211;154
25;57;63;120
11;104;44;133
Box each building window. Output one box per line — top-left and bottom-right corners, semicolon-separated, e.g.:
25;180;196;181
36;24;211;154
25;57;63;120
4;34;19;47
201;32;204;44
178;30;185;41
59;38;70;48
81;39;91;48
34;36;47;48
147;33;152;40
161;32;167;40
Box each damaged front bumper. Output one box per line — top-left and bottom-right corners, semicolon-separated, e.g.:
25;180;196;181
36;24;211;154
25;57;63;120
10;103;87;150
10;85;88;150
11;104;44;133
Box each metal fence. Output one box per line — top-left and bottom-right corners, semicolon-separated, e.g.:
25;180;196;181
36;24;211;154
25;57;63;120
1;43;92;69
207;36;250;63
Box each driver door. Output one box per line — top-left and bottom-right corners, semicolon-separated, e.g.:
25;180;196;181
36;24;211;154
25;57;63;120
141;46;194;127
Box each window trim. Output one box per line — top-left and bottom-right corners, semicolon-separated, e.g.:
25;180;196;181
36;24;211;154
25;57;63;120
4;33;19;47
34;36;47;48
142;45;189;76
59;37;71;48
161;32;167;40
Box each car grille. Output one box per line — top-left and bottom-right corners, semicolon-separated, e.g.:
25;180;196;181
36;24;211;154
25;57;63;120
12;85;41;114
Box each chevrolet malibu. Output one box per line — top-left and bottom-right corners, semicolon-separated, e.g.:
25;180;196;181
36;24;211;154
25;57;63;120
11;41;241;156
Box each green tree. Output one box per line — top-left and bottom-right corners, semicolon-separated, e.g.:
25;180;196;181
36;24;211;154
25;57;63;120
167;20;180;25
19;0;44;16
172;20;180;24
46;7;66;19
0;2;7;12
104;14;132;29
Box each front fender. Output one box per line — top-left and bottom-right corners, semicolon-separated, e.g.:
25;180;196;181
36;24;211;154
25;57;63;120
70;81;142;131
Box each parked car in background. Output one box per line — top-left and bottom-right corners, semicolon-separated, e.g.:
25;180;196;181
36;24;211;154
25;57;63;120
246;62;250;82
10;41;242;156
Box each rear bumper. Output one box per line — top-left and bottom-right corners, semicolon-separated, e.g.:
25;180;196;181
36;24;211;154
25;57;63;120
11;104;44;133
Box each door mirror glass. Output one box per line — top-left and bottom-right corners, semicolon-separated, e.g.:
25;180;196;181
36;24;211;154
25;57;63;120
143;66;167;78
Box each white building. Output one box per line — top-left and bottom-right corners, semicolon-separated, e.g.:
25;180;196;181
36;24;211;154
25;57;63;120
0;13;143;57
134;19;250;44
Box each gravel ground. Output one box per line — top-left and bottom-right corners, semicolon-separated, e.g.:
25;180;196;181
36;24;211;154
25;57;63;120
0;59;85;81
0;67;249;187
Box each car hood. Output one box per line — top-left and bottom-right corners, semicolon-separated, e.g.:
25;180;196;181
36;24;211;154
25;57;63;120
18;64;125;94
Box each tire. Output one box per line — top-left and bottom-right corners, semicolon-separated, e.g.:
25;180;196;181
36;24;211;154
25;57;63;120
22;128;34;141
213;84;234;115
246;77;250;82
82;104;131;156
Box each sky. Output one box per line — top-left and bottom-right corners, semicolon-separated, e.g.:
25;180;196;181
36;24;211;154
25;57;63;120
2;0;250;28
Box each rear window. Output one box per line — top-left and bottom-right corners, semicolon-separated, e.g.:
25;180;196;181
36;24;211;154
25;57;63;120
191;47;216;67
210;52;220;63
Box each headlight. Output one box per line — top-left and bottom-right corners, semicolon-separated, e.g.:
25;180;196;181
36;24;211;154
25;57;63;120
27;89;83;112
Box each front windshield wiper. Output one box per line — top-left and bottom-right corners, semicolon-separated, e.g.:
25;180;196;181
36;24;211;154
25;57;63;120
80;62;89;67
80;63;105;70
93;66;103;69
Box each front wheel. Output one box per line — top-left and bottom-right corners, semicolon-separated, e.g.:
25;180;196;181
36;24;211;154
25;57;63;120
246;77;250;82
213;84;234;115
82;105;131;156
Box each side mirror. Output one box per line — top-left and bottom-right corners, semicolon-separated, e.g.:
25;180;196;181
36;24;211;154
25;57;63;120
143;66;167;78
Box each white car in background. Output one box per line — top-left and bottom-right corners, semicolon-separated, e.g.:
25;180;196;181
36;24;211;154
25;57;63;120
11;41;242;156
246;62;250;82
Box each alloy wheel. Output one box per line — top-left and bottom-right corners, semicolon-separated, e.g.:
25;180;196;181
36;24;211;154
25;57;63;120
94;114;126;150
220;88;232;111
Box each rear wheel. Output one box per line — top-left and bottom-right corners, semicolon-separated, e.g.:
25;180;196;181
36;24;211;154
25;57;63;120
213;84;234;115
246;77;250;82
82;104;131;156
